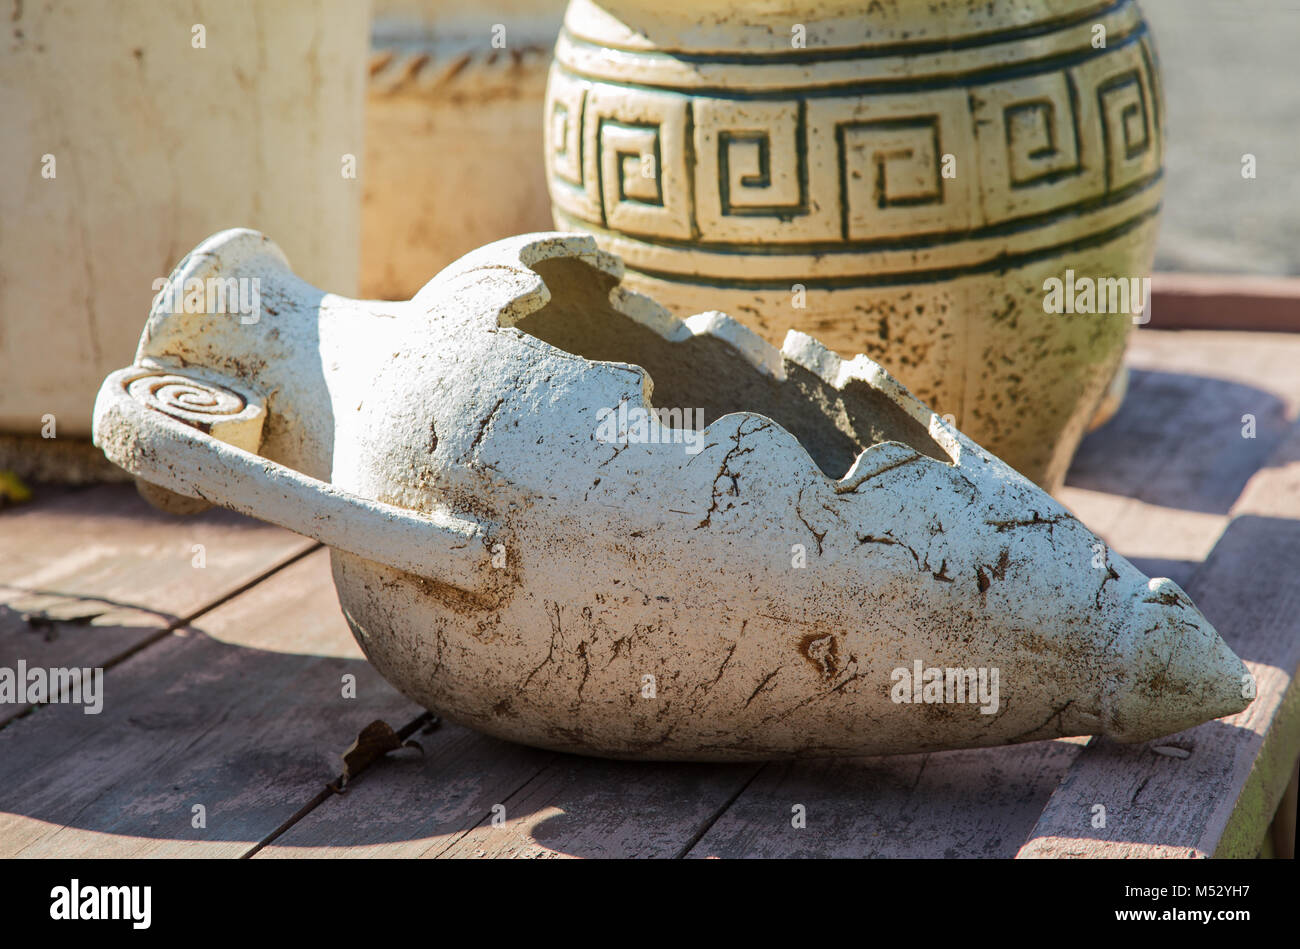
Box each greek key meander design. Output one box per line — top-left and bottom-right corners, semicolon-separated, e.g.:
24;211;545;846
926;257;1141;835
546;29;1164;272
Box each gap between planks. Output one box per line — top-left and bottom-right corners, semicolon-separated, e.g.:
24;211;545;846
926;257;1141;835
0;544;322;732
0;551;417;858
1;482;321;726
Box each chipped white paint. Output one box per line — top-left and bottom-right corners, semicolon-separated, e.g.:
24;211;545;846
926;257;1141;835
93;229;1250;761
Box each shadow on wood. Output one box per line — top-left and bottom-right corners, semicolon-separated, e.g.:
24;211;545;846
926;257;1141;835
1067;369;1287;515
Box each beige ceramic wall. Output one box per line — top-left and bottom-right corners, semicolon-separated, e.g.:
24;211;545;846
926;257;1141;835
0;0;370;440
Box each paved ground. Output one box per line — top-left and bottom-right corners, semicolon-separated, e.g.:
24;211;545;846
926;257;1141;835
1142;1;1300;276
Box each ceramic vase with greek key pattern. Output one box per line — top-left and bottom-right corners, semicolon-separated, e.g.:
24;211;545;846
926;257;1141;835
544;0;1164;491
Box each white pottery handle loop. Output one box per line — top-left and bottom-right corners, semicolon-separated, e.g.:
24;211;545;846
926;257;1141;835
93;367;497;595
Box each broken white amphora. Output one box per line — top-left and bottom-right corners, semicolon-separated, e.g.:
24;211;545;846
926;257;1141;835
93;229;1251;760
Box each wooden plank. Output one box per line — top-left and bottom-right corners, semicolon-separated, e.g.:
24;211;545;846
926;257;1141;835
254;721;557;859
0;550;418;858
263;703;1071;860
1124;329;1300;413
1018;419;1300;858
1059;329;1300;587
684;740;1085;858
1271;759;1297;859
432;757;762;859
257;725;761;859
1069;331;1300;514
1149;274;1300;333
0;483;315;723
1060;360;1228;589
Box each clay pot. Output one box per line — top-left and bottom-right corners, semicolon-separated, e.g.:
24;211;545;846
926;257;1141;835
360;0;566;299
0;0;368;451
543;0;1165;491
93;229;1248;761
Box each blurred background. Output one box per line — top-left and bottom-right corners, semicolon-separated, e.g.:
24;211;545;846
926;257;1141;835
1143;0;1300;276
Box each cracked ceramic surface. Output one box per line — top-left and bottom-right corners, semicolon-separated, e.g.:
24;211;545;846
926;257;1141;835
93;229;1249;761
544;0;1165;491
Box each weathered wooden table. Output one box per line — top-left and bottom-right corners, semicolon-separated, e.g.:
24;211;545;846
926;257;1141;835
2;327;1297;858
